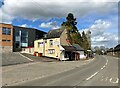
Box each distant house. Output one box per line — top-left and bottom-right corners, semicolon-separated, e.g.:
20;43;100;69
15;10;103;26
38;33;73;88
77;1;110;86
114;44;120;57
107;44;120;58
107;48;114;56
34;27;85;61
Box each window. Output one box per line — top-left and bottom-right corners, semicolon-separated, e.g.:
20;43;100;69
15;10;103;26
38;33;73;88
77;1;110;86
35;35;39;40
2;40;6;42
21;37;28;43
48;49;55;54
38;42;43;47
45;40;47;43
15;30;28;48
21;31;28;37
21;31;28;47
6;40;11;42
2;40;11;42
15;31;20;36
2;28;6;34
2;27;11;35
15;36;20;42
49;40;53;47
6;29;11;35
15;41;20;48
64;52;69;58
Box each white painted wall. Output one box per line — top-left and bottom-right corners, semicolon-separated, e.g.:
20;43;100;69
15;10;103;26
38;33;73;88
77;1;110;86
77;51;86;59
60;51;69;61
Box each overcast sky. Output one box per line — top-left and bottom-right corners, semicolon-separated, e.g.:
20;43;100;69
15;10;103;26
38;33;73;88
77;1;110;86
0;0;119;48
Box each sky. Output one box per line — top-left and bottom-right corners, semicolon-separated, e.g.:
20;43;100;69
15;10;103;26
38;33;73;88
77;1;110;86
0;0;119;48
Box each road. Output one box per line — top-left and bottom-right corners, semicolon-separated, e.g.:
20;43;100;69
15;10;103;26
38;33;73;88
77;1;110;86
14;55;119;86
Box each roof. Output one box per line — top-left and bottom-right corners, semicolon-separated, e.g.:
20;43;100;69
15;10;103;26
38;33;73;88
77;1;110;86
107;48;114;52
73;44;84;51
114;44;120;51
62;45;76;51
45;27;65;39
13;26;46;34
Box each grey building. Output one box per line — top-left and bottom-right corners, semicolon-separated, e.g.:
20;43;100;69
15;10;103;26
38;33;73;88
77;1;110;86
13;26;46;51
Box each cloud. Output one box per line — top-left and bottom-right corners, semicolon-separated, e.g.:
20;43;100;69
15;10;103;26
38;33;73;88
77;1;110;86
20;24;28;27
52;26;60;29
0;0;118;23
39;21;60;29
40;21;56;28
79;19;118;48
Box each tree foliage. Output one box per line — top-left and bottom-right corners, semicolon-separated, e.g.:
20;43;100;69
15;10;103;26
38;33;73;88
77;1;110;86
61;13;78;33
61;13;90;53
82;31;90;54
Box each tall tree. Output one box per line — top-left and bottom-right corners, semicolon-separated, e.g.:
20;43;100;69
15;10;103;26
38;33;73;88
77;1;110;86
61;13;78;33
61;13;80;45
82;31;89;54
61;13;90;52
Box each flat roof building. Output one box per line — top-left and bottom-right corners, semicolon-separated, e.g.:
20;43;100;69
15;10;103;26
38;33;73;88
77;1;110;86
0;23;46;52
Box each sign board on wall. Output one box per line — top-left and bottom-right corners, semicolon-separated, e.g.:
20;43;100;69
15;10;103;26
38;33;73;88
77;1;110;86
21;43;28;47
54;41;60;46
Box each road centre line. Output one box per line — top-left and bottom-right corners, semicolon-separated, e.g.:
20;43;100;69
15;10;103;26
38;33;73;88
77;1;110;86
86;57;108;81
86;71;99;80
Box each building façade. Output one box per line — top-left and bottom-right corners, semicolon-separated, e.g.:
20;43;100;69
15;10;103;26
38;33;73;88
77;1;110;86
0;23;46;52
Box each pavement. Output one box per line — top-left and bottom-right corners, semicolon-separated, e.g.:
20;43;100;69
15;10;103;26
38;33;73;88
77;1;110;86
2;52;32;66
1;52;58;66
2;57;94;86
5;55;118;86
21;53;58;62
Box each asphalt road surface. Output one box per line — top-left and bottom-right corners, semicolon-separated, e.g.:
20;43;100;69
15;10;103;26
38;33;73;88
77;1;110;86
15;55;119;86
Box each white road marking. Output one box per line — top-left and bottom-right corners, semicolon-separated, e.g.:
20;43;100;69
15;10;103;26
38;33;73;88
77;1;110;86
100;76;104;81
105;59;108;66
105;77;109;82
100;58;108;70
100;67;104;70
110;78;119;84
86;57;109;81
86;71;99;80
18;53;34;62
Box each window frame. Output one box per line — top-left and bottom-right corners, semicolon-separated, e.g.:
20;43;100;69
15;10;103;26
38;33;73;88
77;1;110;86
2;27;11;35
49;40;53;47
